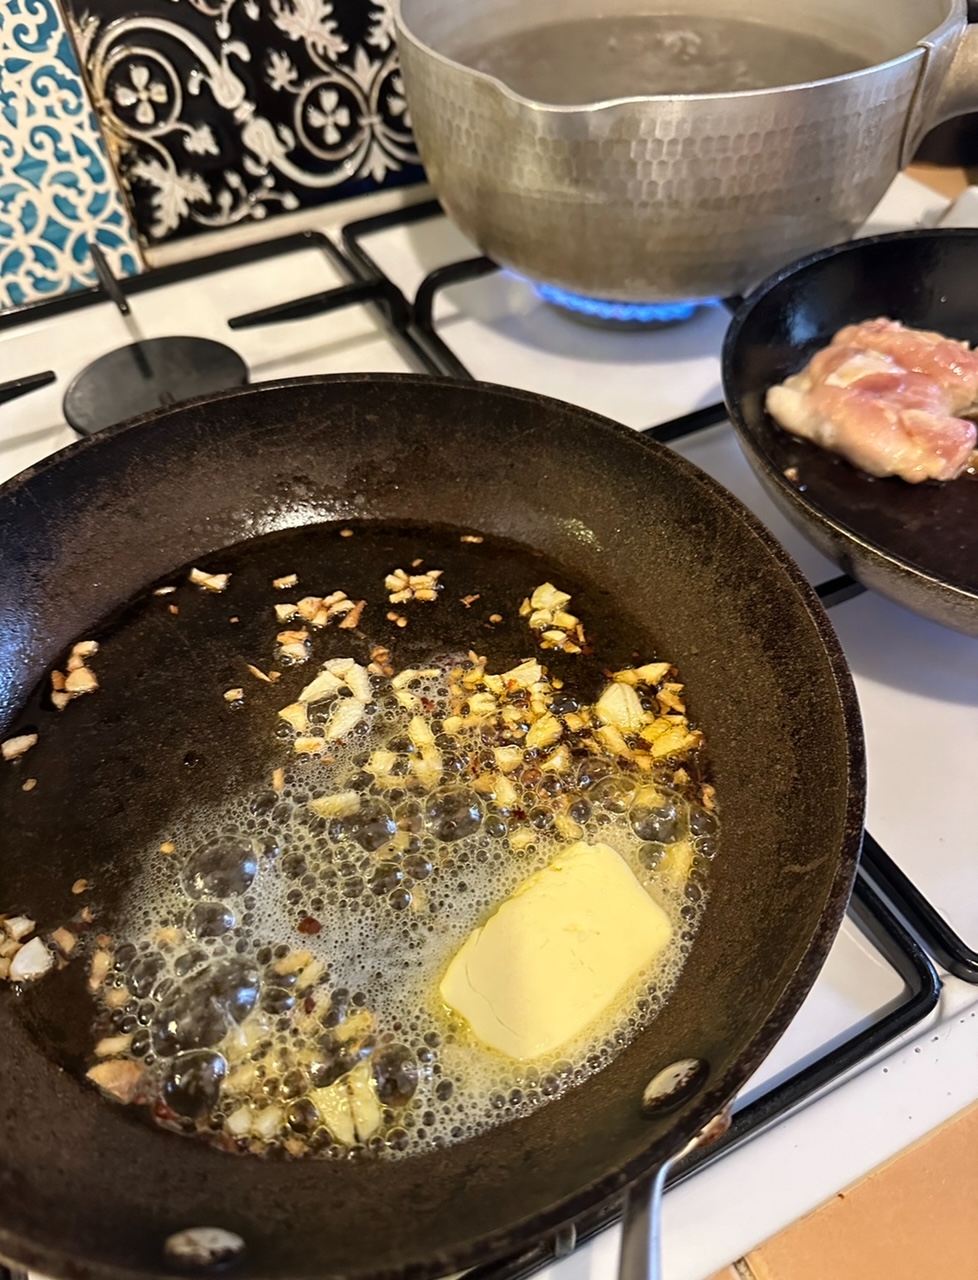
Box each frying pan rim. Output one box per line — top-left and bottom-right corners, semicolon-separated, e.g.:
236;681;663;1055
0;373;864;1280
721;226;978;609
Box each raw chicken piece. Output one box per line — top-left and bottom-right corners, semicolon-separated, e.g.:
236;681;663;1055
766;320;978;484
833;318;978;413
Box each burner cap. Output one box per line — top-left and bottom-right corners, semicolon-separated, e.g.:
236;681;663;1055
63;336;249;436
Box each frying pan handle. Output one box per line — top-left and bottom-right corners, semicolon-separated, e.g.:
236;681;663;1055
618;1108;733;1280
618;1160;674;1280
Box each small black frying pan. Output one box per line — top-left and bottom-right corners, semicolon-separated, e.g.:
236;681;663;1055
0;376;863;1280
722;228;978;636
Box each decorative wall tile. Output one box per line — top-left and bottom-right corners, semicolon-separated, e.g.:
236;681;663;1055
0;0;142;310
66;0;425;246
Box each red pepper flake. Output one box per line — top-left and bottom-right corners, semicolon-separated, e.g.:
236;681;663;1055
297;915;322;935
153;1098;181;1125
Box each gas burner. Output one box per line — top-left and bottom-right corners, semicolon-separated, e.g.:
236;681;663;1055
532;281;714;329
63;336;248;436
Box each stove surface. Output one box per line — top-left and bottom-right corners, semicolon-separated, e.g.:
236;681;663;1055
1;171;976;1280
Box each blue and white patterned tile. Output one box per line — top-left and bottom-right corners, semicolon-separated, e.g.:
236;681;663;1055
0;0;142;311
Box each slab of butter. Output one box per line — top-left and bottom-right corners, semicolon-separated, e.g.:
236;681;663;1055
439;840;672;1060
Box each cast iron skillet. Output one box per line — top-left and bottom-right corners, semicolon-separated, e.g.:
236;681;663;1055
0;375;863;1280
723;228;978;637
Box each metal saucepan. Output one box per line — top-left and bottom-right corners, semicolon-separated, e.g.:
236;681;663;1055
723;227;978;636
393;0;978;303
0;376;863;1280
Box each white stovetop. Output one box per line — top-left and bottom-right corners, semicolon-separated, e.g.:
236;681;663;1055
3;172;977;1280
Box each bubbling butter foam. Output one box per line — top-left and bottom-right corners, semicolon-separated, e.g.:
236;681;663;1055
93;661;717;1159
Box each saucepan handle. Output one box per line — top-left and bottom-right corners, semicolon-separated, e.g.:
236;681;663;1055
928;22;978;128
901;12;978;166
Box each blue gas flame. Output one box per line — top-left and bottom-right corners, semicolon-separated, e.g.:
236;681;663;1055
532;281;717;324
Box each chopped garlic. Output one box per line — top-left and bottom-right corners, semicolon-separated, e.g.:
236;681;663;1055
324;698;365;741
501;659;543;689
5;916;35;941
296;957;326;991
338;599;366;629
310;1081;355;1146
595;723;633;759
349;1061;382;1141
467;692;497;717
407;715;436;750
273;949;314;976
525;712;562;751
344;663;373;704
252;1105;284;1141
86;1059;144;1102
278;702;309;733
366;749;397;776
595;681;647;734
9;936;53;982
64;666;98;695
51;927;76;954
323;657;356;677
410;746;442;790
2;733;37;761
613;662;672;686
189;568;230;592
89;948;113;991
493;745;522;773
530;582;571;611
308;791;360;820
226;1105;253;1138
95;1033;133;1057
297;670;342;704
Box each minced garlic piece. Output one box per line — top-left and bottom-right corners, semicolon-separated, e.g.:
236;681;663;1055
189;568;230;592
2;733;37;761
385;566;444;604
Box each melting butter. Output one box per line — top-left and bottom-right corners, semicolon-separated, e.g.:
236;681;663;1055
440;841;673;1060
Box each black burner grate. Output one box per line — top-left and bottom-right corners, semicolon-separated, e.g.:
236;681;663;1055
0;205;953;1280
0;229;440;436
0;371;56;407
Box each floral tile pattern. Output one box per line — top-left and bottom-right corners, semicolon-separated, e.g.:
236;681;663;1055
67;0;426;246
0;0;142;310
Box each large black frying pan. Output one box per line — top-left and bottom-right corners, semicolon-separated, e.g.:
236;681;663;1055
0;375;862;1280
723;228;978;637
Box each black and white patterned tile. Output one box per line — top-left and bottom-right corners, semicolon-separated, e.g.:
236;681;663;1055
66;0;425;246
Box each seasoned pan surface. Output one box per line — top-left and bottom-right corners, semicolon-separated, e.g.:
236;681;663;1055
0;375;863;1280
723;229;978;635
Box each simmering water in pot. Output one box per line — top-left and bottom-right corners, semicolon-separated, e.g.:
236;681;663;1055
451;14;870;103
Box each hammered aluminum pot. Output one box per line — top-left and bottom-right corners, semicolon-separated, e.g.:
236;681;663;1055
394;0;978;302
